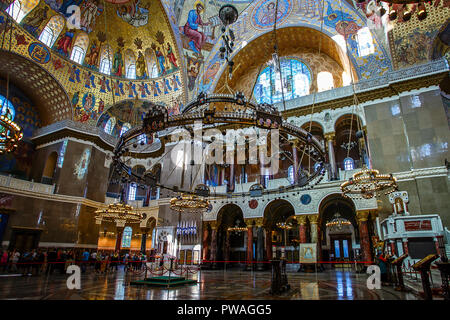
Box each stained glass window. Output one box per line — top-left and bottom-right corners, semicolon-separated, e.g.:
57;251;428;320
57;140;68;168
70;32;89;64
104;117;115;134
0;95;15;120
125;49;136;79
288;165;294;184
253;58;311;105
128;183;136;201
120;123;130;136
38;15;65;48
6;0;39;23
126;64;136;79
99;45;112;75
137;134;147;144
343;157;354;171
121;226;132;248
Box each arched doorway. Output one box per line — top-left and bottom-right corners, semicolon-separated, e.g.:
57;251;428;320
263;199;297;261
42;151;58;184
319;194;359;267
216;204;245;268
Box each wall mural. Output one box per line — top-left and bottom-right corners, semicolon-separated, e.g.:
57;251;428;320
188;0;392;97
0;7;184;127
74;147;91;179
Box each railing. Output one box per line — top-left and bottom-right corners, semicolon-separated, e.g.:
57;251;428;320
0;174;55;194
273;59;449;111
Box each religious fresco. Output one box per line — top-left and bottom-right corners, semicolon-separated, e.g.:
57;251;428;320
9;0;182;81
0;8;184;127
175;0;250;98
387;2;450;69
74;147;91;179
191;0;392;97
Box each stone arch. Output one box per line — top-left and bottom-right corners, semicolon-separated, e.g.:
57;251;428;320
42;151;58;184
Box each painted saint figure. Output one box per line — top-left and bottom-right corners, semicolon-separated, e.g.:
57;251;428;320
155;47;165;76
166;42;178;70
183;1;209;55
113;47;124;77
21;5;50;36
84;40;101;69
136;51;147;79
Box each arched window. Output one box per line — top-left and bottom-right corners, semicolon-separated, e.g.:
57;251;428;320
145;48;159;78
121;226;132;248
137;134;147;144
104;117;115;134
253;57;311;104
288;165;294;184
317;71;334;92
99;45;113;75
38;15;65;48
0;95;15;120
70;32;89;64
128;183;137;201
120;123;130;136
124;49;136;79
6;0;39;23
343;157;355;171
342;71;352;86
357;27;374;57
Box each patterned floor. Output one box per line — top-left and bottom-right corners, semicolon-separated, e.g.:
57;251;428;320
0;266;420;300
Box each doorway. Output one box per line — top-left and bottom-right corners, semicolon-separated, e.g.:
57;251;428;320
8;228;42;251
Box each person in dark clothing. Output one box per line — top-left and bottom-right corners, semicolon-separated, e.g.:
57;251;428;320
47;249;57;275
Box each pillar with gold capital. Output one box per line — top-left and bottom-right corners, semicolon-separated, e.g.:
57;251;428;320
140;227;150;254
245;219;254;270
202;221;210;263
357;211;372;264
295;215;308;243
308;214;319;243
324;132;337;180
209;221;218;268
254;218;265;270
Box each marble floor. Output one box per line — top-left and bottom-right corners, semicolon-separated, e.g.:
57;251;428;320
0;266;420;300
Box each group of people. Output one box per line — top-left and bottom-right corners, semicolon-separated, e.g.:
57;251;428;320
0;247;153;276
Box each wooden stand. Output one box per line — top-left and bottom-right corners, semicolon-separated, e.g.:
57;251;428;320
392;253;408;291
412;254;439;300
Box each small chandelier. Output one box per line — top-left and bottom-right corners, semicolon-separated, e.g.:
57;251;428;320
228;220;247;233
95;202;143;224
341;167;398;199
170;194;210;214
340;141;357;151
326;213;351;230
276;221;293;230
0;112;23;154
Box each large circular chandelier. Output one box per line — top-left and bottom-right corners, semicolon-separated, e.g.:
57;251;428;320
326;213;352;230
0;113;23;154
276;222;293;230
170;194;210;214
95;202;143;224
341;168;398;199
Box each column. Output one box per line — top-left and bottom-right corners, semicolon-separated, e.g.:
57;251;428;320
202;222;209;263
265;227;272;261
256;218;265;271
225;230;230;262
357;211;373;264
115;226;124;252
209;222;218;268
308;214;319;244
324;132;337;180
292;140;298;184
245;219;254;270
296;215;307;243
230;164;235;192
402;238;409;255
140;227;149;253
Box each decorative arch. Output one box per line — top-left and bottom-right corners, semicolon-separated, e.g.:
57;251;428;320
6;0;39;23
42;151;58;184
262;199;295;228
70;32;89;65
124;49;136;79
145;48;159;78
333;113;365;132
99;44;113;75
38;14;65;48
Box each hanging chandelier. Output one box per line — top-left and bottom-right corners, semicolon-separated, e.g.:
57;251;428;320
341;168;398;199
276;221;293;230
326;213;352;230
170;194;210;214
0;107;23;154
95;202;143;224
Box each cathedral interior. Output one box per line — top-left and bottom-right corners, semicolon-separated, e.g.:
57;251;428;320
0;0;449;302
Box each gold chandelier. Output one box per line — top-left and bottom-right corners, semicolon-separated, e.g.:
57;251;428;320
95;202;143;224
170;194;210;214
341;168;398;199
276;222;293;230
0;113;23;154
326;213;352;230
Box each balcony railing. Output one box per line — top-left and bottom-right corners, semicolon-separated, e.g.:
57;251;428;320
0;174;55;194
